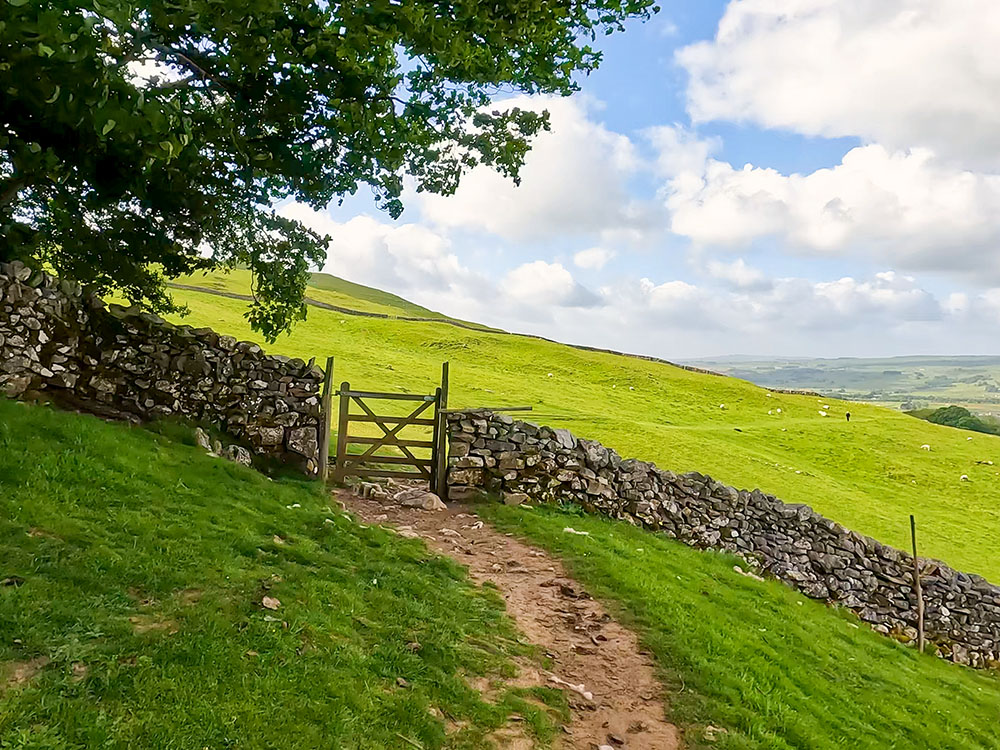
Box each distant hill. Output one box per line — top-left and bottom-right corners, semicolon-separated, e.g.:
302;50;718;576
684;354;1000;412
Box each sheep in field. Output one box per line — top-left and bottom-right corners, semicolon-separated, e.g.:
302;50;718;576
920;444;931;450
961;474;970;482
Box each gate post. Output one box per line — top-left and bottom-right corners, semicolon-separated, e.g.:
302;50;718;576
333;381;350;483
318;356;334;481
434;362;450;498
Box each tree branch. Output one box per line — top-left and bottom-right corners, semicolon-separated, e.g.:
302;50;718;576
151;44;238;98
0;176;30;208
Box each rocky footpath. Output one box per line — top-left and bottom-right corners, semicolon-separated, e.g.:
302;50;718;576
0;261;323;474
446;410;1000;669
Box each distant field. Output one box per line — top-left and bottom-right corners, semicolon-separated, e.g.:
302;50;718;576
163;271;1000;582
687;355;1000;413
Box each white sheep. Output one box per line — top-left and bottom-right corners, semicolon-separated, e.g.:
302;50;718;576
719;403;726;409
547;372;553;378
776;408;782;413
629;386;635;391
968;436;974;441
818;411;828;417
960;474;970;482
767;410;773;415
823;404;830;409
920;444;931;450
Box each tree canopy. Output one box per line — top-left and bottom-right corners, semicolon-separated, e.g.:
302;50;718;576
1;0;656;338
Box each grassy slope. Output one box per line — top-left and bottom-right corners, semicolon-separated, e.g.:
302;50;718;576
481;502;1000;750
167;272;1000;582
174;268;498;330
0;399;565;749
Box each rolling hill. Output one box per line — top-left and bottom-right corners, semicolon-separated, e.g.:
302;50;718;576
163;270;1000;583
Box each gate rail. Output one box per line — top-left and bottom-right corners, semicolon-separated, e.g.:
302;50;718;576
332;363;450;495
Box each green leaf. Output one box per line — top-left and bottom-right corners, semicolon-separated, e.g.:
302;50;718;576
45;85;60;104
27;142;41;153
101;119;116;135
6;0;29;6
37;43;55;57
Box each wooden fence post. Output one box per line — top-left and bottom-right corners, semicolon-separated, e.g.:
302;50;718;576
333;381;350;484
318;356;334;481
435;362;450;499
910;514;925;652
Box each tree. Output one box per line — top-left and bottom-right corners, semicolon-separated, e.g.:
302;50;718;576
1;0;656;339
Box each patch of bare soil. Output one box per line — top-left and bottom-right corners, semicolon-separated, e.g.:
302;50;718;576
128;614;179;635
1;656;49;694
338;488;680;750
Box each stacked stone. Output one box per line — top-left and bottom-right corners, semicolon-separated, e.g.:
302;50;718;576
447;410;1000;669
0;261;323;475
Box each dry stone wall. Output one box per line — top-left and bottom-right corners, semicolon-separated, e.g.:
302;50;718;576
447;410;1000;669
0;261;323;474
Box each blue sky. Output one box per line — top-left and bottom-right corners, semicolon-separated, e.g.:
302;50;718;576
287;0;1000;359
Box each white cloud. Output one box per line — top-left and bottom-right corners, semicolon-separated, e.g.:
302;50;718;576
662;143;1000;278
644;125;720;178
414;95;661;242
501;261;601;308
677;0;1000;167
573;247;616;270
704;258;770;290
277;199;995;355
279;204;489;302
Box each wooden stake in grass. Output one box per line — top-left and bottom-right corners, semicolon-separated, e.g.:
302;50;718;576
910;514;925;653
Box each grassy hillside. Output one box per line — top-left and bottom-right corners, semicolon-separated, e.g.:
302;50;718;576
483;502;1000;750
0;399;565;749
165;271;1000;582
174;268;498;330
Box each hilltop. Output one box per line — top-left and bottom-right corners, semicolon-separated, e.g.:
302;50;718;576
167;270;1000;582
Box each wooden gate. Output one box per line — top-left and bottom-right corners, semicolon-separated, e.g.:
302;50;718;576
333;363;449;495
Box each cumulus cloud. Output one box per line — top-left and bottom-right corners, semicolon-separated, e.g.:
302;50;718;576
280;204;490;302
414;95;661;242
573;247;616;270
677;0;1000;168
501;261;601;308
704;258;770;290
660;143;1000;278
274;201;990;355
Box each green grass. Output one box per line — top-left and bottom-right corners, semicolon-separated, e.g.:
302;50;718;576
481;502;1000;750
0;399;566;749
166;271;1000;582
173;268;498;330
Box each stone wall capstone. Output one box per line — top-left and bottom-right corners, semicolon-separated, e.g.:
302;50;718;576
446;410;1000;669
0;261;323;474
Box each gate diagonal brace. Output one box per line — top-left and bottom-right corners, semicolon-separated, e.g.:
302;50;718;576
350;397;434;473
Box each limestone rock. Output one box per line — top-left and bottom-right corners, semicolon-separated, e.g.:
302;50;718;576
502;492;529;506
224;444;253;467
194;427;212;452
396;488;447;511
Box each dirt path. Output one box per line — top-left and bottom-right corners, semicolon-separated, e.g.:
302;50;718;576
337;488;680;750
